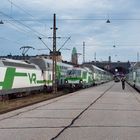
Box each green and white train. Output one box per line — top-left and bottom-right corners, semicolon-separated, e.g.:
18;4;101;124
126;62;140;91
30;57;73;89
65;67;94;89
64;64;112;89
0;57;112;97
0;58;45;96
0;57;73;97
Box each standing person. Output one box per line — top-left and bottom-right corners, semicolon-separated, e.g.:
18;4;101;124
121;77;125;90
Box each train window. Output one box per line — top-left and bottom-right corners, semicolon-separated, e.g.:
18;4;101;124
41;70;44;74
3;61;36;69
47;63;50;68
67;70;73;75
83;72;87;79
75;70;81;76
49;74;52;80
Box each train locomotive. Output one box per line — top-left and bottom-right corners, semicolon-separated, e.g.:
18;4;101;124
65;67;93;89
64;64;112;90
0;57;113;98
30;57;73;89
0;58;46;97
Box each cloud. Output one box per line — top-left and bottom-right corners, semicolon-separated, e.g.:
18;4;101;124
0;0;140;62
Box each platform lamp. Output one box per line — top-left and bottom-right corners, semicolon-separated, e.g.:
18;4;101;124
106;19;110;23
106;13;111;23
0;20;4;24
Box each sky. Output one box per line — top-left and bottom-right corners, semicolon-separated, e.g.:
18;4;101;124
0;0;140;63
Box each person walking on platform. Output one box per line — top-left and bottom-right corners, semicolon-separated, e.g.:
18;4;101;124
121;77;125;90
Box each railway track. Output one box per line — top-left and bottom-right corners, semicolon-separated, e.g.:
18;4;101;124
0;90;71;115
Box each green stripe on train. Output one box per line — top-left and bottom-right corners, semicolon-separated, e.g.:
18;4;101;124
0;67;27;90
0;67;47;90
37;80;52;84
65;77;83;81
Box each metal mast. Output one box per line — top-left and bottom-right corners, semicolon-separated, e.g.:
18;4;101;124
83;42;85;63
52;14;57;94
137;52;139;62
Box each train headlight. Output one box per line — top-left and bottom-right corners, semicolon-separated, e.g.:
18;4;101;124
65;80;68;84
79;80;83;84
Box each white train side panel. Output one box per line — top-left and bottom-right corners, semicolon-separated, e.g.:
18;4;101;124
0;67;45;91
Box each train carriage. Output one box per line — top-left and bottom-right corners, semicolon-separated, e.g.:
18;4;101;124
29;57;73;89
126;62;140;91
0;58;45;96
56;61;73;88
126;70;136;87
29;58;53;91
65;67;94;89
83;64;112;85
135;68;140;91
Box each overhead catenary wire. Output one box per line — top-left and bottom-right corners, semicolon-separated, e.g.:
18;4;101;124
3;18;140;22
1;14;48;43
58;36;71;51
5;20;38;38
0;36;23;45
54;18;140;21
0;20;45;48
0;11;47;38
0;21;40;48
3;2;140;22
7;0;45;25
10;0;13;17
7;0;35;18
68;43;140;46
38;37;51;51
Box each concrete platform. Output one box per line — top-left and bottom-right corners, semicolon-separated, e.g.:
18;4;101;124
0;82;140;140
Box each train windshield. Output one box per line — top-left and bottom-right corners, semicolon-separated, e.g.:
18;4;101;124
67;69;81;76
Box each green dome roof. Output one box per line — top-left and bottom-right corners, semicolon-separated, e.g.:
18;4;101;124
72;47;77;54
